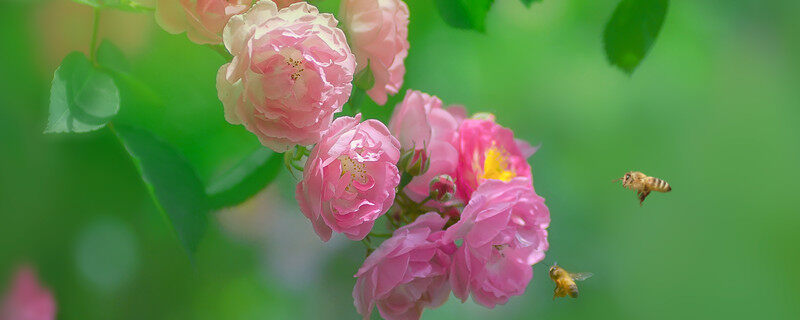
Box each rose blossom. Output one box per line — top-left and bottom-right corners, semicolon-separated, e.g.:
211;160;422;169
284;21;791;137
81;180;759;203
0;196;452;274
155;0;250;44
388;90;462;203
1;266;56;320
341;0;410;105
455;117;538;200
444;178;550;308
295;114;401;241
273;0;302;8
353;212;454;320
217;1;356;152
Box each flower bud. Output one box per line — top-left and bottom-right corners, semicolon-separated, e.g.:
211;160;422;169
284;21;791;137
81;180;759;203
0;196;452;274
429;174;456;202
399;148;429;176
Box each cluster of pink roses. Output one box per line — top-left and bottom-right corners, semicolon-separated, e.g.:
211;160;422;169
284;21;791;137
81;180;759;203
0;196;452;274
157;1;549;319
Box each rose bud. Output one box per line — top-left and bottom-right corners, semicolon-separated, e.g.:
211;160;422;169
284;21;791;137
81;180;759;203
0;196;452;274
398;147;429;177
429;174;456;202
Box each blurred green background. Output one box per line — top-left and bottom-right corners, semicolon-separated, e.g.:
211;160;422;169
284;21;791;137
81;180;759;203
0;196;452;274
1;0;799;319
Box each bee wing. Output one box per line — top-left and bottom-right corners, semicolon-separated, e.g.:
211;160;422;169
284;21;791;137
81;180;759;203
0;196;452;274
570;272;593;282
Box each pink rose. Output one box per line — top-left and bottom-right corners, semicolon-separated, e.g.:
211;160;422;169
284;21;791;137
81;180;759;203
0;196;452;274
341;0;410;105
1;266;56;320
389;90;461;203
217;1;357;152
444;178;550;308
156;0;250;44
353;212;454;320
295;114;401;241
455;118;536;200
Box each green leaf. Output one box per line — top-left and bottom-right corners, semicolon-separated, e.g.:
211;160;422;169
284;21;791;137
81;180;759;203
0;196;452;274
46;51;120;133
354;66;375;91
603;0;669;74
206;148;283;209
97;40;131;74
434;0;495;32
520;0;542;7
113;123;209;257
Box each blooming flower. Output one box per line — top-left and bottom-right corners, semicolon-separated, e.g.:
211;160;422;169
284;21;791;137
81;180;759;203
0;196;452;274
340;0;410;105
273;0;302;8
388;90;462;203
1;266;56;320
217;1;356;152
295;114;401;241
455;117;537;200
353;212;454;320
444;178;550;308
155;0;250;45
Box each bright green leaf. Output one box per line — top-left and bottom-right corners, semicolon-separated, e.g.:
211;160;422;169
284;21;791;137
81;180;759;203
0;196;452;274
46;51;120;133
603;0;669;74
520;0;542;7
113;123;209;258
206;148;283;209
434;0;495;32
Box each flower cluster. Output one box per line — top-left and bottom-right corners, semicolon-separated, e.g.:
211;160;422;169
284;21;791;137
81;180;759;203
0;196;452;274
160;1;551;318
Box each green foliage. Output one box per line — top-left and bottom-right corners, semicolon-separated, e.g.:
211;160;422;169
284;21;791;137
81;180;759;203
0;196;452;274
206;149;283;209
354;66;375;91
520;0;542;8
434;0;495;32
603;0;669;74
113;123;209;258
46;51;119;133
71;0;154;12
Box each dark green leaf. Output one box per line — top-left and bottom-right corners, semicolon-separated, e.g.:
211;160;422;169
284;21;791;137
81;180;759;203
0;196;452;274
434;0;495;32
520;0;542;7
603;0;669;74
113;123;209;257
206;148;283;209
46;51;120;133
97;40;131;74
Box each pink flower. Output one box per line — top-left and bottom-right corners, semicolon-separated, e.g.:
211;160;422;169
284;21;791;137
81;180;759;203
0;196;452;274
1;266;56;320
155;0;250;44
295;114;401;241
353;213;454;320
444;178;550;308
455;118;537;200
341;0;409;105
388;90;462;203
217;1;356;152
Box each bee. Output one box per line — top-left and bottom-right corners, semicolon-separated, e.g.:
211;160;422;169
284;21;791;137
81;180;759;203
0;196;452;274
613;171;672;205
549;264;593;300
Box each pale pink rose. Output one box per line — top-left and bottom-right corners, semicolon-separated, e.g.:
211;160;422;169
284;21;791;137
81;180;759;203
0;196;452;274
295;114;401;241
455;118;536;200
341;0;409;105
156;0;250;44
389;90;461;203
1;266;56;320
217;1;356;152
444;178;550;308
353;212;455;320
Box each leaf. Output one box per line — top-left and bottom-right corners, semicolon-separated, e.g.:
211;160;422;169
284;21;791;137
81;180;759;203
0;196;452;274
520;0;542;7
97;40;131;74
434;0;495;32
206;148;283;209
354;66;375;91
46;51;120;133
113;123;209;258
603;0;669;74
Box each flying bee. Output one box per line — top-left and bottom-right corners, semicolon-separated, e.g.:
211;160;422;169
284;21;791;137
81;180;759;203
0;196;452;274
613;171;672;205
549;264;593;300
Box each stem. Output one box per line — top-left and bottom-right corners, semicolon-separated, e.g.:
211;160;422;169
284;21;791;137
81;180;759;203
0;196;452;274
368;232;392;238
89;8;100;63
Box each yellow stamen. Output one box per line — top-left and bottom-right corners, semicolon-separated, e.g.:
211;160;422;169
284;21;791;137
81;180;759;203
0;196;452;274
480;147;516;182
